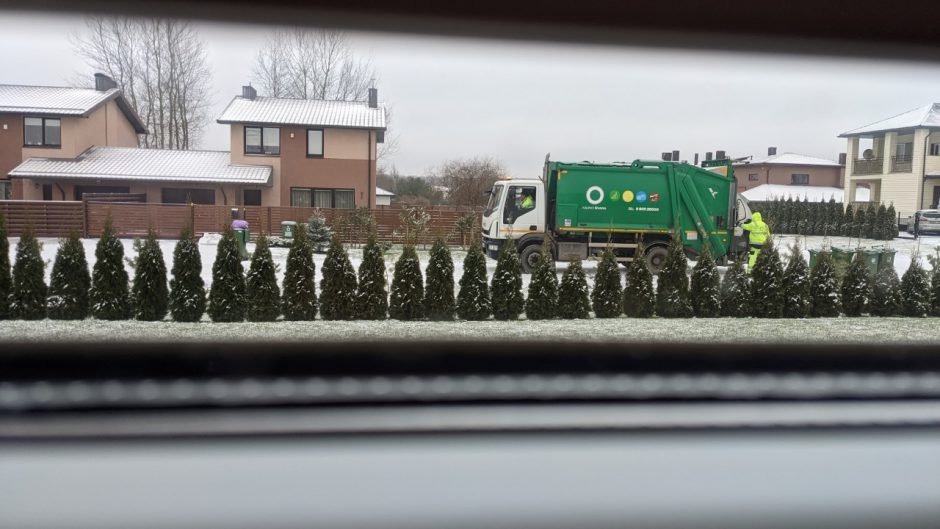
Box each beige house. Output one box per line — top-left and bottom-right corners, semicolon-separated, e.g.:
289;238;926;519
841;103;940;219
0;74;146;200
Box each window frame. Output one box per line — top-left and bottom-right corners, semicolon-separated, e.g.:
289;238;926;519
290;187;356;209
791;173;810;185
243;125;280;156
160;187;216;205
23;117;62;148
930;143;940;156
748;173;759;181
243;189;262;206
306;128;324;158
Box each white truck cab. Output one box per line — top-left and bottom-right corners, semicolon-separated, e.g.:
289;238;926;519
481;178;546;261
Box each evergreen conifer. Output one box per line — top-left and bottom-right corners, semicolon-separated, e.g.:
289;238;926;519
525;246;558;320
207;227;247;322
131;229;169;321
490;240;523;320
809;251;841;317
90;217;131;320
282;225;318;320
929;251;940;316
865;202;878;239
356;236;389;320
558;257;591;319
900;258;930;317
841;205;854;237
690;245;721;317
623;244;655;318
591;247;623;318
720;258;750;317
47;231;90;320
319;236;358;320
854;206;867;238
873;203;888;240
884;204;898;240
457;243;491;320
389;245;425;320
841;252;871;317
655;238;692;318
750;238;784;318
780;244;810;318
870;259;902;316
306;210;333;252
424;239;455;321
9;228;46;320
169;227;207;322
246;234;280;322
0;212;10;320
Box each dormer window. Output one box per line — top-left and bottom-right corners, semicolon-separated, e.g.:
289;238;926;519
244;126;279;155
24;117;61;147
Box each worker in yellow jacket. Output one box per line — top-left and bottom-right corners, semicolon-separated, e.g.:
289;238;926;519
741;211;770;269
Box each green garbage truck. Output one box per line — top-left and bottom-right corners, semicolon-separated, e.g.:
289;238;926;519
481;158;752;273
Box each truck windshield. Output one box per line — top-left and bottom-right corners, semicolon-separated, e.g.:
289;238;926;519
484;184;503;216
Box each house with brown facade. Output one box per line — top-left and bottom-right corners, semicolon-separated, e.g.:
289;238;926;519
0;74;147;200
732;147;845;193
216;85;387;208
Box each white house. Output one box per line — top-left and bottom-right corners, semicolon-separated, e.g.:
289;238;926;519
376;186;395;206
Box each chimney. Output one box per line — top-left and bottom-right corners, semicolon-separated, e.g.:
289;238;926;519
705;152;713;161
694;153;699;166
672;150;680;162
242;85;257;100
838;152;847;165
368;87;378;108
662;152;672;161
94;73;118;92
716;150;726;160
768;146;777;156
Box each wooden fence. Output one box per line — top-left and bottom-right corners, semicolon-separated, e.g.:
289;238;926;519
0;200;482;245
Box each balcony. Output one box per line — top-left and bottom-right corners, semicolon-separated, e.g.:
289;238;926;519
853;157;884;175
891;154;913;173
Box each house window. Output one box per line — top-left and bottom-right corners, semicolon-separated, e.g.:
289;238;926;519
42;184;53;201
243;189;262;206
244;126;280;155
931;143;940;156
73;185;131;200
24;117;61;147
291;188;355;208
896;142;914;159
307;129;324;157
0;180;10;200
748;173;759;181
791;174;809;185
161;188;215;205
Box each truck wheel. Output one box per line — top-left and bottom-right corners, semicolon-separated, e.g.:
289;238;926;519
520;244;542;274
644;245;669;274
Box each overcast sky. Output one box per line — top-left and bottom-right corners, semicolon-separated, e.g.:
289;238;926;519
2;11;940;178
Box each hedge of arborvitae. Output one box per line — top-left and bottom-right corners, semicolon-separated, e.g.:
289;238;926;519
6;226;940;321
0;212;11;320
319;236;358;320
750;198;897;240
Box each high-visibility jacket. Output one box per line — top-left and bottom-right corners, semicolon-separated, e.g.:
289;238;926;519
521;195;534;209
742;212;770;245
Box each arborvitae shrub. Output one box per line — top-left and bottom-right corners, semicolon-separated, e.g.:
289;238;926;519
591;248;623;318
885;204;898;240
282;225;318;320
457;243;491;320
873;203;888;241
306;210;333;252
690;245;721;318
525;246;558;320
424;239;455;321
9;228;46;320
623;246;655;318
655;239;692;318
558;257;591;319
356;236;388;320
854;207;866;238
781;244;810;318
900;257;930;317
750;239;783;318
246;234;281;322
841;252;871;317
207;227;247;322
389;245;425;320
47;231;90;320
131;229;169;321
0;212;11;320
720;258;750;317
841;206;854;237
809;251;841;317
865;202;878;239
319;236;358;320
90;217;131;320
169;227;207;322
870;260;902;317
490;240;523;321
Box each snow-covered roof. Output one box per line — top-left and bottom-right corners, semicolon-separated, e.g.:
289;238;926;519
0;84;147;133
839;103;940;137
376;187;395;197
10;146;272;185
217;96;386;130
741;184;869;202
735;152;842;167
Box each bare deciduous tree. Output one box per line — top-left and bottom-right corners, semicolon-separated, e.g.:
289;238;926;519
72;17;212;150
435;157;506;208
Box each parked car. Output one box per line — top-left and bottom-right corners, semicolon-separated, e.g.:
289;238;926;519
906;209;940;234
